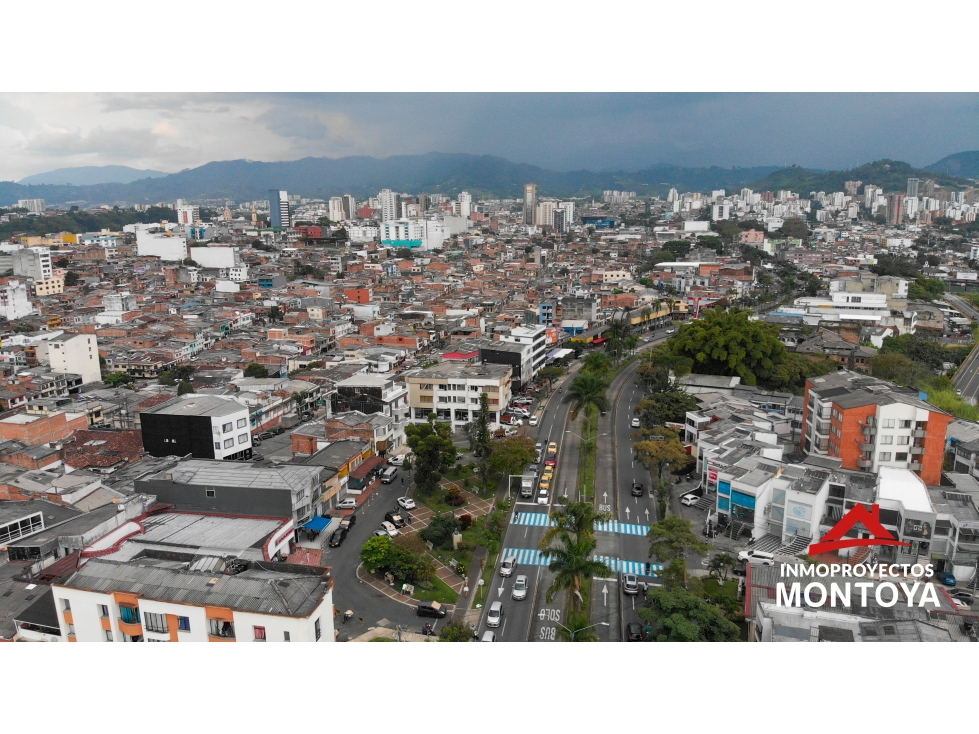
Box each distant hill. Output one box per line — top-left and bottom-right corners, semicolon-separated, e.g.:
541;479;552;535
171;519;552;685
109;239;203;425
18;165;169;186
748;159;973;194
925;151;979;179
0;153;781;207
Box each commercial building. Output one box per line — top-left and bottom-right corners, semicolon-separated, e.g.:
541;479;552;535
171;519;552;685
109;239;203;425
405;361;512;430
140;395;253;461
332;374;409;422
135;229;188;261
269;189;291;229
52;557;334;643
801;371;953;485
500;324;548;379
523;183;538;225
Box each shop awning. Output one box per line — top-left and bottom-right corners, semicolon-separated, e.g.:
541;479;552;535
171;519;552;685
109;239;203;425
303;516;330;532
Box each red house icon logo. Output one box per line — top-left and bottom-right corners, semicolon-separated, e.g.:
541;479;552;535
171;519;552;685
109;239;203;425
809;503;911;556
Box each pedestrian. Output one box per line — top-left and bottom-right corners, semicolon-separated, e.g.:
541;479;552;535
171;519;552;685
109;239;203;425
401;477;404;486
464;585;469;598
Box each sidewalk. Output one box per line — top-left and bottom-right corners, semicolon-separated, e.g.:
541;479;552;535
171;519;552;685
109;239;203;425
356;563;457;614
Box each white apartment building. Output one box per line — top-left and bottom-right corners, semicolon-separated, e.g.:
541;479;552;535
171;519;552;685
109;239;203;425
458;191;472;218
39;333;101;385
17;199;45;213
0;280;36;320
500;324;548;379
405;362;512;430
378;189;400;222
52;557;334;643
189;246;240;269
176;204;200;225
12;247;53;280
329;197;346;222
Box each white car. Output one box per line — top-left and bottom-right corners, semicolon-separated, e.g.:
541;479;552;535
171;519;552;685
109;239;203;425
396;497;416;511
951;597;971;611
528;416;539;426
537;488;549;505
511;408;530;418
481;631;496;642
737;549;775;566
511;574;528;601
680;494;699;506
388;453;412;466
336;497;358;510
379;521;400;537
486;601;503;628
631;418;641;428
666;328;675;334
500;555;518;577
513;398;533;405
535;442;543;451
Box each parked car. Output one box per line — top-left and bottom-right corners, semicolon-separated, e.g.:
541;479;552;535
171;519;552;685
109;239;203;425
338;514;357;531
631;418;641;428
328;529;347;547
372;529;387;537
631;483;644;497
951;597;971;611
486;601;504;628
511;574;528;600
389;452;412;466
251;453;264;462
681;494;699;506
937;571;957;586
273;426;286;435
737;549;775;566
396;496;416;510
950;589;974;605
500;555;518;577
336;497;358;510
416;601;447;619
379;521;400;537
257;431;275;441
625;623;645;641
384;510;407;528
252;438;262;447
529;416;539;426
513;397;533;405
666;328;675;334
623;574;640;596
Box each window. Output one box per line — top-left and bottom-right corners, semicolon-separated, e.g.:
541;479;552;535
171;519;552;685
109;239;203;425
283;631;291;642
238;433;249;444
62;599;71;612
206;489;215;498
222;422;233;433
880;435;893;444
899;420;912;429
237;418;247;428
897;435;909;445
214;442;221;450
896;452;908;461
254;625;266;641
223;438;234;449
883;419;895;428
120;606;140;624
314;618;321;641
98;604;108;618
144;612;168;634
878;452;892;462
104;630;113;642
178;616;191;631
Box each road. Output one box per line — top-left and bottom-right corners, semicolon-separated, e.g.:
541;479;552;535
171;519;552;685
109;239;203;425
948;294;979;402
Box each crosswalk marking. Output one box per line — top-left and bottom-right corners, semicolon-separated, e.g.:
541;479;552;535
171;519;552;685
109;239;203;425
503;548;663;576
513;513;649;536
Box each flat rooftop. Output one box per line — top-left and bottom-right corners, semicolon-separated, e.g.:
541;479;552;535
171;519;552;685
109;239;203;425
141;395;245;418
147;459;322;492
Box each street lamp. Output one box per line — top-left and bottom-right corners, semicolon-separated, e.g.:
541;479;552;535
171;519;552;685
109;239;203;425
554;621;609;640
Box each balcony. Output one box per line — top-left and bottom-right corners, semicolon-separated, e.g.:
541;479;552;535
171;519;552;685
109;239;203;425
912;429;927;438
859;443;874;452
857;459;873;468
910;446;924;455
909;462;923;471
814;421;831;436
861;424;874;435
208;620;236;640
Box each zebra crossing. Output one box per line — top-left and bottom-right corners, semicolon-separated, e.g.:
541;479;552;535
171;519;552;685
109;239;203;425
513;512;650;537
502;547;663;576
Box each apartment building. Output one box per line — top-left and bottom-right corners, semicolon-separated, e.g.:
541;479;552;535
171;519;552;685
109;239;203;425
52;557;333;642
801;371;953;485
405;361;512;430
38;332;101;385
12;246;53;281
499;324;548;380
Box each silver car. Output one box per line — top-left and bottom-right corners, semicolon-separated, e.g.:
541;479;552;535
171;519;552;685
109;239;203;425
511;574;528;601
500;555;518;577
486;601;503;628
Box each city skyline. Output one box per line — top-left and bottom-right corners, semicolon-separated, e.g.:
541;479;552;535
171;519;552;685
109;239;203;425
0;93;977;182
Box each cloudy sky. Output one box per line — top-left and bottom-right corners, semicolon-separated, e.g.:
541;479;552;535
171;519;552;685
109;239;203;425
0;93;976;181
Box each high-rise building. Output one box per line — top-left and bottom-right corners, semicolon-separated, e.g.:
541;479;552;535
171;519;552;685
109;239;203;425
886;193;906;224
12;247;53;281
523;184;538;225
907;178;920;198
559;201;575;226
378;189;401;222
536;200;557;228
16;199;45;213
0;280;35;320
844;180;862;197
342;194;357;220
268;190;290;229
328;197;346;222
458;191;472;218
552;209;566;234
416;194;430;213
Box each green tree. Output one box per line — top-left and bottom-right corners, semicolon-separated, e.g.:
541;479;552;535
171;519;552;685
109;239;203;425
64;271;80;286
667;308;787;386
438;620;475;642
563;372;610;419
489;435;536;482
103;371;131;387
405;418;456;496
879;333;947;371
177;380;194;395
777;217;810;240
158;370;177;386
557;609;601;642
268;305;283;322
663;240;691;259
638;586;741;641
54;258;70;268
646;515;710;582
538;500;611;551
581;352;611;375
635;389;698;427
633;427;687;479
537;366;565;391
244;363;269;378
466;393;493;493
420;514;461;550
360;535;394;571
869;352;931;387
708;553;737;581
541;536;612;613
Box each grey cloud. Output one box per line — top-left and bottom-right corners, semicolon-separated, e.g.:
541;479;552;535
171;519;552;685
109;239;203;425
256;106;329;141
26;126;198;164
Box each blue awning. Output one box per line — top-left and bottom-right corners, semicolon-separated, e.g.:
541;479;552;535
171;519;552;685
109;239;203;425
303;516;330;532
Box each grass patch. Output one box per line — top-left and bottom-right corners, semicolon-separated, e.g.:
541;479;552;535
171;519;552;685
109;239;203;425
926;388;979;420
416;487;469;515
474;551;499;606
413;576;460;605
368;637;397;642
701;577;738;600
576;404;598;501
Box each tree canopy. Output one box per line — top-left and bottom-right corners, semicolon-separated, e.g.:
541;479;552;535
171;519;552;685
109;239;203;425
638;586;741;642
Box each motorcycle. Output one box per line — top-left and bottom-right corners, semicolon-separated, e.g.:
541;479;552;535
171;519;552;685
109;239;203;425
422;623;436;637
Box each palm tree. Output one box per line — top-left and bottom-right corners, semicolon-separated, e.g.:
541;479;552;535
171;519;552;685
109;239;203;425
539;501;611;550
563;372;610;419
541;537;612;612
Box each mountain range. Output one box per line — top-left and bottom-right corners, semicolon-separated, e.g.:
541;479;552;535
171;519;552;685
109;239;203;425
0;152;974;208
18;165;168;186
